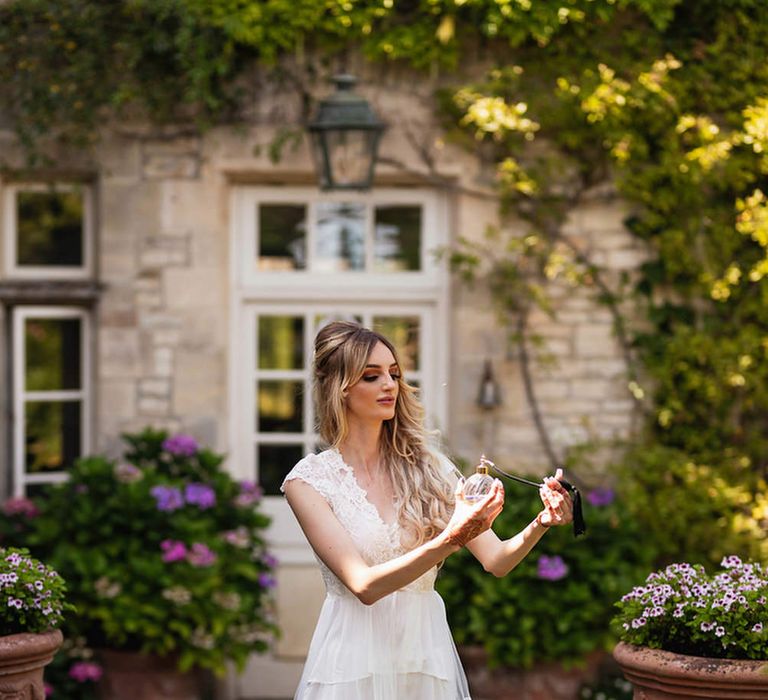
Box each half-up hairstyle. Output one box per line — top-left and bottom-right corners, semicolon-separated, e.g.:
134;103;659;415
313;321;455;549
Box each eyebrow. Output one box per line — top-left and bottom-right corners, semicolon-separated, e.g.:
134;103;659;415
364;363;399;368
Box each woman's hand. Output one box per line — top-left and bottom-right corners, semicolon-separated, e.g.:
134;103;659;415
442;478;505;548
537;468;573;528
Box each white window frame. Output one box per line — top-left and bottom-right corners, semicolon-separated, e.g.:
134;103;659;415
231;187;445;299
2;183;94;279
12;306;92;495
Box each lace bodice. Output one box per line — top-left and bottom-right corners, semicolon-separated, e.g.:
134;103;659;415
281;449;438;596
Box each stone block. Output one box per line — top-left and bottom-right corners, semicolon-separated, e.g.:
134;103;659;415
534;381;570;399
139;378;171;398
140;235;191;270
99;328;140;379
606;248;646;270
574;324;617;358
163;267;223;312
570;379;612;400
153;347;174;377
173;349;224;419
137;395;171;416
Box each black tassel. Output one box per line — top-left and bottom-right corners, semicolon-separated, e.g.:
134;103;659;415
482;459;587;538
556;478;586;538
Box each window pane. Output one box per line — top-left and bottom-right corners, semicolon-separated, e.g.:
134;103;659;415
25;318;81;391
257;380;304;432
373;316;420;371
315;203;365;272
258;316;304;370
17;190;84;267
258;443;304;495
374;206;421;271
25;400;81;472
258;204;306;271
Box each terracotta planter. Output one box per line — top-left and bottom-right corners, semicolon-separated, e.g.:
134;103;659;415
96;650;204;700
0;629;63;699
613;642;768;699
459;644;605;700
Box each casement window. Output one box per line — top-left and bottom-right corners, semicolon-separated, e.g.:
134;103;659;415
1;183;95;496
230;187;450;500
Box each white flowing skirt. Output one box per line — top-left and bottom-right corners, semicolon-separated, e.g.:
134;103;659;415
295;589;471;700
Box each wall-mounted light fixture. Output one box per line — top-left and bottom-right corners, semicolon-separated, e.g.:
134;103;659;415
476;359;501;410
306;74;386;191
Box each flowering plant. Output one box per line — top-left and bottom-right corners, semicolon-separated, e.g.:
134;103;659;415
614;556;768;660
10;427;277;675
0;546;70;635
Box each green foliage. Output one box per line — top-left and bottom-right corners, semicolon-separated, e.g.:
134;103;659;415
4;428;276;676
0;0;685;160
436;482;655;668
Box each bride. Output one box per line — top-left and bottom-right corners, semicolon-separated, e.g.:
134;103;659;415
282;320;573;699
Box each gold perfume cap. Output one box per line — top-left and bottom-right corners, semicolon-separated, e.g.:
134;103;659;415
476;464;489;475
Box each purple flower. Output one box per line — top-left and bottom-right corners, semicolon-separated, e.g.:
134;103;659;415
234;480;263;507
160;540;187;563
44;682;53;697
263;553;279;569
187;543;217;567
259;572;277;589
223;527;249;548
2;497;39;518
162;434;199;457
586;487;615;507
184;483;216;509
151;485;184;512
537;554;569;581
68;661;102;683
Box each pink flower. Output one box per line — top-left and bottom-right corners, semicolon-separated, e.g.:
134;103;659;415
187;543;217;567
160;540;187;563
68;661;102;683
2;497;39;518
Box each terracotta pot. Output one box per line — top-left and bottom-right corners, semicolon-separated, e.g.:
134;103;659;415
96;650;204;700
613;642;768;699
458;644;605;700
0;629;63;699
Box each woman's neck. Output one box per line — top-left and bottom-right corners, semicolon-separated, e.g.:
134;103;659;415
339;421;383;472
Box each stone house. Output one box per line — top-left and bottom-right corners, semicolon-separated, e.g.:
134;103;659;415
0;59;646;698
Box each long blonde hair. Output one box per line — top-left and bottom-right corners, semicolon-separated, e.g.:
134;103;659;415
313;321;455;548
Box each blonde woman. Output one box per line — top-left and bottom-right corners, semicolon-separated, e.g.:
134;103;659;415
282;321;573;700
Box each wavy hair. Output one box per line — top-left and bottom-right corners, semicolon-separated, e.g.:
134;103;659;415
313;321;455;548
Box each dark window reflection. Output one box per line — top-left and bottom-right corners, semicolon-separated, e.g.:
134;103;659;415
258;316;304;370
257;380;304;432
25;318;81;391
373;316;420;371
17;190;84;267
25;400;81;472
258;204;307;270
374;206;421;271
258;443;304;495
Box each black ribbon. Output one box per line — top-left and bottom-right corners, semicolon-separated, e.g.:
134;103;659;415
482;458;586;538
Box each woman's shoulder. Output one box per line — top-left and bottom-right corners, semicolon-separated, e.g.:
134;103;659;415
280;448;341;496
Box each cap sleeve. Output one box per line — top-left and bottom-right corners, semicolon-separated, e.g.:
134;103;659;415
280;452;336;503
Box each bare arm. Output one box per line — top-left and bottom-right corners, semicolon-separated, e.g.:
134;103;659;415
284;477;504;605
466;469;574;577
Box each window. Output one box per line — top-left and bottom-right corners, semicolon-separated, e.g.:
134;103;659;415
230;186;450;499
2;183;94;279
12;307;91;494
1;182;96;496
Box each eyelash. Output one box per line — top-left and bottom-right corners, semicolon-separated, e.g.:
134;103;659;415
362;372;401;383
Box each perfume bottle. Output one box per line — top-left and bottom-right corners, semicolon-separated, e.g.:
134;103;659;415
462;455;495;502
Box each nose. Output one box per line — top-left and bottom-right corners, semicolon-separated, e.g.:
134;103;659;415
382;373;397;389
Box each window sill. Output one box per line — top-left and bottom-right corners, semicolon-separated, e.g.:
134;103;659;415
0;280;103;304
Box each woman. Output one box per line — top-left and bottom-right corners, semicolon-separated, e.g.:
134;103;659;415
282;321;573;699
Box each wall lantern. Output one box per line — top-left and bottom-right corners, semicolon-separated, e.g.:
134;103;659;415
477;359;502;410
307;74;386;191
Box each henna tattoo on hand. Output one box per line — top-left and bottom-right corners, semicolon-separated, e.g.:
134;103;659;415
444;517;486;548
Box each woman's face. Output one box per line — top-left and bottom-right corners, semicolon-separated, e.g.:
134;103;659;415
345;341;400;424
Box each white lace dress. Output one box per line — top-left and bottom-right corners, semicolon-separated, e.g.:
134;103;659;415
281;449;471;700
